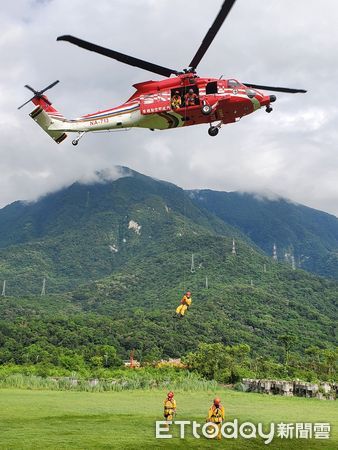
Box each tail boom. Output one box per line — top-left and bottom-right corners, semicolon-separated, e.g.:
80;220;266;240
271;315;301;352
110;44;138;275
30;96;68;144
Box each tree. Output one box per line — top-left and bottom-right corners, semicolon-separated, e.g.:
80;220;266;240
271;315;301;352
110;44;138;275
25;344;50;364
185;343;234;381
278;335;297;366
322;349;337;378
305;345;321;371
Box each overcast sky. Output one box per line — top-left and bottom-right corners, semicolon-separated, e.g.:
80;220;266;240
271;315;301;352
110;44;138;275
1;0;338;216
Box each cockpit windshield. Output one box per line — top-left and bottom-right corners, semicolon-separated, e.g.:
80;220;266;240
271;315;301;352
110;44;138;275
227;79;241;88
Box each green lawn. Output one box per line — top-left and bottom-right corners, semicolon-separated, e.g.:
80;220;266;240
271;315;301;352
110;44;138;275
0;388;336;449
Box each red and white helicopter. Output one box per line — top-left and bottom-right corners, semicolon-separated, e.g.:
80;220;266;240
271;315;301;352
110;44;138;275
19;0;306;145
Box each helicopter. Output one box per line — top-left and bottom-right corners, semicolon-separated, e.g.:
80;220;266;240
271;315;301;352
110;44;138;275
18;0;306;145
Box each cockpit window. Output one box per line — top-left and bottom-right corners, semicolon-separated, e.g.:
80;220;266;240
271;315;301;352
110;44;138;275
227;79;241;88
206;81;218;94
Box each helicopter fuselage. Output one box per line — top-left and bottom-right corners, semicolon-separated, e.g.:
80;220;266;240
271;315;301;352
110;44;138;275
31;73;275;143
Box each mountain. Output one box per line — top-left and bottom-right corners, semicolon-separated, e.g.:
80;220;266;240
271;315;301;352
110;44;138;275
0;167;336;371
1;168;338;297
189;190;338;279
0;168;245;295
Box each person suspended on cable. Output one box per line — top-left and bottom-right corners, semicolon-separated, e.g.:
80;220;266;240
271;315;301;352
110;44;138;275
175;291;192;318
163;391;176;429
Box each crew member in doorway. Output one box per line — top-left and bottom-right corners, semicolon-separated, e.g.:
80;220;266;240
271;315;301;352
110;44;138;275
171;91;182;109
175;291;192;318
184;88;198;106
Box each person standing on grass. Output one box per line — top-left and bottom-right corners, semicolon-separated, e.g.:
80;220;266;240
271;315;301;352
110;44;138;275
207;397;225;440
163;391;176;428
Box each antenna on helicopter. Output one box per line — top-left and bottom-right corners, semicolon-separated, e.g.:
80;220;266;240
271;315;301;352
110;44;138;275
18;80;60;110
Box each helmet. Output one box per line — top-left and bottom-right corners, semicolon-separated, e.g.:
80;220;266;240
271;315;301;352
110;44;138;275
186;291;191;297
189;88;194;93
175;90;180;94
168;391;174;398
214;397;221;406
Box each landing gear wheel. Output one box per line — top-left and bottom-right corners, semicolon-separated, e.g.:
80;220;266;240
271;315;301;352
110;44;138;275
266;106;273;113
71;132;86;146
208;126;219;137
202;104;212;115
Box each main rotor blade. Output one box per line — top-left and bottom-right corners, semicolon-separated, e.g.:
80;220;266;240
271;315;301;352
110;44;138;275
189;0;237;71
243;83;307;94
57;35;178;78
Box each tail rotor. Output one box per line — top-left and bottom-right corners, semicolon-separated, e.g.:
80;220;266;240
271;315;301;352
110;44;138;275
18;80;60;110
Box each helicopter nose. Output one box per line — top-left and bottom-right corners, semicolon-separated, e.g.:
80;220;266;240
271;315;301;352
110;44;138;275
269;95;276;103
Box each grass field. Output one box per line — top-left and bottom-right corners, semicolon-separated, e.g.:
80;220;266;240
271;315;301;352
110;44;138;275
0;388;336;449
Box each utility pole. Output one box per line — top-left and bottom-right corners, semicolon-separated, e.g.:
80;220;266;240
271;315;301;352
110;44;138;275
1;280;6;297
250;279;254;287
232;238;236;255
284;252;296;270
272;243;278;261
263;264;267;273
191;253;195;273
41;278;46;296
291;255;296;270
205;276;209;289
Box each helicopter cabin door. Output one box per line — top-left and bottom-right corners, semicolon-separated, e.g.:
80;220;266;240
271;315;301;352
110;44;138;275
140;91;171;115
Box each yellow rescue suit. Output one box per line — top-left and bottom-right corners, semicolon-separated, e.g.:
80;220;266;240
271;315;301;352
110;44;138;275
171;95;181;109
207;404;225;440
176;295;192;316
164;398;176;422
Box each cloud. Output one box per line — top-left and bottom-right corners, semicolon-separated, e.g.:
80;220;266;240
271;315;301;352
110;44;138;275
1;0;338;217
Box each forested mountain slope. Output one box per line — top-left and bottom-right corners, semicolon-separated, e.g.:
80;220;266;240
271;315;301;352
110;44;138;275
189;190;338;279
0;168;244;295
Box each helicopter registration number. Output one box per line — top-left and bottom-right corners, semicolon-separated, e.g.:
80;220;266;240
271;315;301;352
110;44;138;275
90;118;109;126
